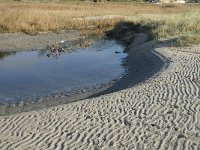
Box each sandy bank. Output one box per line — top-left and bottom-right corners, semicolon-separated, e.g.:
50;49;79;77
0;31;199;149
92;33;167;97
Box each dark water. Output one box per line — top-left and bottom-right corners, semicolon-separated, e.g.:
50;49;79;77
0;39;127;104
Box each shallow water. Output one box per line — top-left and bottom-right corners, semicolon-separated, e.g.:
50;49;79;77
0;39;127;104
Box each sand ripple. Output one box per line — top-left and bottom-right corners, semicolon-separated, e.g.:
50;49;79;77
0;42;200;149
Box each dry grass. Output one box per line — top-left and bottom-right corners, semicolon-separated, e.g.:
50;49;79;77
0;2;199;34
0;2;200;46
124;11;200;45
174;34;200;46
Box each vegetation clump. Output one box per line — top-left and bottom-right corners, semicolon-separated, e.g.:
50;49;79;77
174;34;200;46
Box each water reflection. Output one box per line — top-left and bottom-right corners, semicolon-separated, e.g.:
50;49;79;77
0;51;16;60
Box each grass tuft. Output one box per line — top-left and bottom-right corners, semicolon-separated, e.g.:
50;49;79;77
174;34;200;46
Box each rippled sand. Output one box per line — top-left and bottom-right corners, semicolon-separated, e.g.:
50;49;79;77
0;39;199;149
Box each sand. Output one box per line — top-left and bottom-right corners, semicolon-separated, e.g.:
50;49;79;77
0;31;200;149
0;30;84;52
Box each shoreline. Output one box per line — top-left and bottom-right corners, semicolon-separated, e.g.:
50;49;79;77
0;29;166;116
0;30;123;116
90;33;169;98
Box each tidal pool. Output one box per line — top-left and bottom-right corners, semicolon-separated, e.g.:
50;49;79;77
0;39;127;104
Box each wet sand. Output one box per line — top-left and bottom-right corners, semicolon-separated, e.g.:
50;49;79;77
0;30;200;149
0;30;83;52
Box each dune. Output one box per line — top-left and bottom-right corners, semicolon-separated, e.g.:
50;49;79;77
0;35;199;149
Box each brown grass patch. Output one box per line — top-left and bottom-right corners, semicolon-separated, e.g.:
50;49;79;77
0;2;199;34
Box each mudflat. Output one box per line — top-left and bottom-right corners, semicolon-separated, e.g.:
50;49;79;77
0;30;83;52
